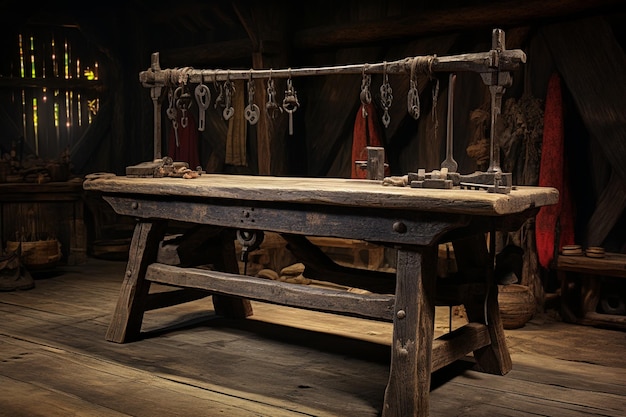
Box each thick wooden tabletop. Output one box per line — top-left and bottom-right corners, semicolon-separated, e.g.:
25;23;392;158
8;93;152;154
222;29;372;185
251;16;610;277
83;174;558;216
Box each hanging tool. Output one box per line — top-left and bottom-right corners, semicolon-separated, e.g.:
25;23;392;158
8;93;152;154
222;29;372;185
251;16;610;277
244;73;260;125
282;75;299;135
195;81;211;131
441;73;458;173
236;229;264;275
480;29;513;174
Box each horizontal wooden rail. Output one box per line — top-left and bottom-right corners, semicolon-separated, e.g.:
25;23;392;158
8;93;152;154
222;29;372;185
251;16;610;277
145;263;396;321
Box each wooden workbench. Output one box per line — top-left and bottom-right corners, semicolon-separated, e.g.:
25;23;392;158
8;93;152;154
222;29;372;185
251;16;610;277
83;173;558;417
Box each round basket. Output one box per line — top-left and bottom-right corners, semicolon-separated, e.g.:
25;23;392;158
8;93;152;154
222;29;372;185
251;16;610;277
498;284;535;329
6;239;62;270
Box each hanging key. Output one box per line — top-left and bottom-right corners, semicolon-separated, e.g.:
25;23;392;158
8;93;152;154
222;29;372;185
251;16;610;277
265;77;281;119
194;82;211;131
222;80;235;121
244;76;260;125
166;88;179;147
282;78;299;135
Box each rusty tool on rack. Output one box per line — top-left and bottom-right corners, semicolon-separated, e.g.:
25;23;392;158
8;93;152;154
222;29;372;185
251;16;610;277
441;73;458;173
481;29;513;174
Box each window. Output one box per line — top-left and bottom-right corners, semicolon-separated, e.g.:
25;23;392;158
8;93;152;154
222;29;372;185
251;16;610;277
0;25;102;164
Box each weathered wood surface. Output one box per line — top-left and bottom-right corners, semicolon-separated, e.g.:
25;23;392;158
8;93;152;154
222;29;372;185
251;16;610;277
139;49;527;84
103;195;466;246
83;174;558;216
2;258;626;417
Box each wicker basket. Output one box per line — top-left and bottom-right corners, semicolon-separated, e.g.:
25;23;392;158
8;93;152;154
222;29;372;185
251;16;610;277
6;239;62;269
498;284;535;329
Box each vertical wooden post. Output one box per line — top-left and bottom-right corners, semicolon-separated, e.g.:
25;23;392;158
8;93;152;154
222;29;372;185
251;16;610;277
234;1;289;175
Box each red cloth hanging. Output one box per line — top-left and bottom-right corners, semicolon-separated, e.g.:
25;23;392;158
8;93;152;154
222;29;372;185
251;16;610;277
167;113;201;170
351;103;388;179
535;73;575;269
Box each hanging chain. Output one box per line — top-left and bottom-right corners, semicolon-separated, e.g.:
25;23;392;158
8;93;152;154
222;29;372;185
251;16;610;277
407;58;421;120
360;65;372;118
214;78;224;110
431;77;440;138
222;73;235;120
174;68;193;129
166;87;179;146
380;62;393;128
265;71;281;119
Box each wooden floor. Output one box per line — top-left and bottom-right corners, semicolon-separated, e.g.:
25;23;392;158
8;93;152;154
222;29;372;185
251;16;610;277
1;257;626;417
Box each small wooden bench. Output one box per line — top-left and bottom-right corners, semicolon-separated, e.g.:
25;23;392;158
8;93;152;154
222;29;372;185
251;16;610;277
558;252;626;329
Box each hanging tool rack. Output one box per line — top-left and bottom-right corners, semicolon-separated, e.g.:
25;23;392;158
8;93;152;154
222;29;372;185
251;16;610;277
138;29;525;193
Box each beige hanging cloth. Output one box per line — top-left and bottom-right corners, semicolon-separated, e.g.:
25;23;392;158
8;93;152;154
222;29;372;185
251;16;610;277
225;80;247;166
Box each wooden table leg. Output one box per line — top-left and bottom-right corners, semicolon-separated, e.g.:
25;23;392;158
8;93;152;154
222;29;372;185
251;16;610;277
382;246;437;417
106;220;167;343
453;234;512;375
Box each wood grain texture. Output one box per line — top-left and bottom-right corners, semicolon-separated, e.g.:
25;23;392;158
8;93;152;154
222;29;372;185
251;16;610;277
84;174;558;216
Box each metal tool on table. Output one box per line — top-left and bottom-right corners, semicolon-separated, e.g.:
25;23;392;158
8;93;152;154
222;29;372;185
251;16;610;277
125;156;204;178
410;30;515;193
354;146;388;180
409;168;453;189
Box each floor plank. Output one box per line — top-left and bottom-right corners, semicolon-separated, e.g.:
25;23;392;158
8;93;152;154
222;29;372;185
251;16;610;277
1;257;626;416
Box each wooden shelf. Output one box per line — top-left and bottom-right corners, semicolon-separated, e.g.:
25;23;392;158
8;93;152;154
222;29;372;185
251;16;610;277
557;252;626;278
557;252;626;330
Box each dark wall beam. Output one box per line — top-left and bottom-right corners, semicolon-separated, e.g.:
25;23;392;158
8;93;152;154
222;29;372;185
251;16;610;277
293;0;624;50
159;38;253;67
154;0;622;66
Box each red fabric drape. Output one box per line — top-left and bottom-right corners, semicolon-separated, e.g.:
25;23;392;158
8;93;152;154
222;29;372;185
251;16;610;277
351;103;388;179
535;73;575;268
167;114;201;169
